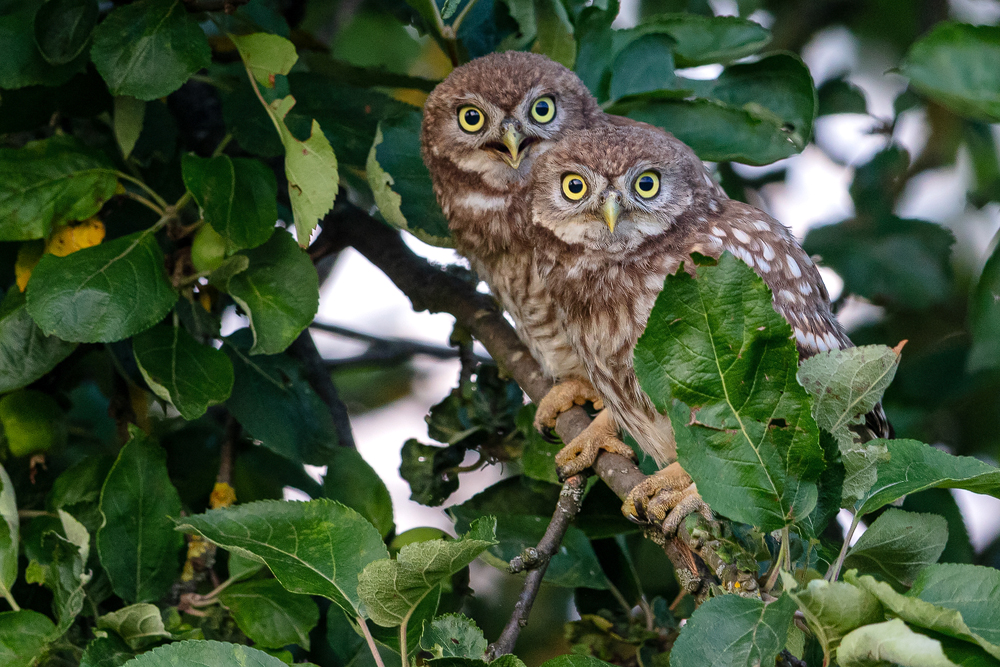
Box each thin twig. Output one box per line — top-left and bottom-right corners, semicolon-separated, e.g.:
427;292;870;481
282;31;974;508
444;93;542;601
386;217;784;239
288;329;357;449
359;617;388;667
487;474;587;659
310;321;492;363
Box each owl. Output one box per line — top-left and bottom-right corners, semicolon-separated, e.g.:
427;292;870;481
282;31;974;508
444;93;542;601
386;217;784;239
420;52;641;439
527;125;890;531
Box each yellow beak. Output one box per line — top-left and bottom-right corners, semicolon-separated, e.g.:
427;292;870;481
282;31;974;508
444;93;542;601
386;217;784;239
602;198;620;233
501;126;525;169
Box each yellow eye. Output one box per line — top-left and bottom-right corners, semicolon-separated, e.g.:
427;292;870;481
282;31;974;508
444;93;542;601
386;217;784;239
561;173;587;201
635;171;659;198
531;96;556;124
458;105;485;133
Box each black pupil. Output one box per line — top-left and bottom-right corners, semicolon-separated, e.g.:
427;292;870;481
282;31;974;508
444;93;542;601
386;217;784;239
464;109;480;125
568;179;583;194
535;100;550;116
639;175;655;191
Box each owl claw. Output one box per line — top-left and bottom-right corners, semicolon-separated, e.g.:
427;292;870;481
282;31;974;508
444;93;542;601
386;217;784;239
534;378;604;432
622;462;713;535
554;410;635;478
540;426;561;444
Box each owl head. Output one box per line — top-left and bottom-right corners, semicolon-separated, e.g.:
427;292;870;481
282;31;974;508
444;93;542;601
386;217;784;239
529;125;715;252
421;52;602;188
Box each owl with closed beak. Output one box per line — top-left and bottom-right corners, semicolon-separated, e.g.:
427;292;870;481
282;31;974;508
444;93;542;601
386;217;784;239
421;52;642;457
528;125;890;531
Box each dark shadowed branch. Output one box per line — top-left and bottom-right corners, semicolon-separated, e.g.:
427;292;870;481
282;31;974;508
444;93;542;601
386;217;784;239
311;201;758;651
288;327;357;450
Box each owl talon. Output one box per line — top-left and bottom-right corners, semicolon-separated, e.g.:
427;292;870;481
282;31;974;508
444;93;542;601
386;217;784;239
540;426;561;444
623;462;712;535
555;410;635;478
534;378;603;432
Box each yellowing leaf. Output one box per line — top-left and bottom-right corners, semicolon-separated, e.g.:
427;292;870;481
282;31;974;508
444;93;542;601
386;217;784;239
14;241;44;292
45;218;105;257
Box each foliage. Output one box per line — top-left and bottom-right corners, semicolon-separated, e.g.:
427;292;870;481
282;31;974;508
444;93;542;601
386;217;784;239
0;0;999;666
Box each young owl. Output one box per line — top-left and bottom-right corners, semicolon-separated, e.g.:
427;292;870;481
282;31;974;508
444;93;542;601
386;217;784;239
421;52;639;438
528;125;890;531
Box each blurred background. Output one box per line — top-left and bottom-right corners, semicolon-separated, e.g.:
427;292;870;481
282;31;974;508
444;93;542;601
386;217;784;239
252;0;1000;658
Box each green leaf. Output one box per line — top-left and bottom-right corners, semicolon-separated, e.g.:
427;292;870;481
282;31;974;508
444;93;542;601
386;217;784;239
0;290;76;393
33;0;99;66
0;389;65;457
226;551;264;582
419;614;487;660
223;331;337;465
817;76;868;116
80;634;134;667
900;22;1000;122
132;324;234;421
615;13;771;68
532;0;575;68
97;427;184;603
797;344;901;501
181;154;278;253
357;517;497;626
176;499;389;616
902;489;975;565
229;33;298;88
844;508;948;590
0;464;19;611
96;604;170;650
608;34;675;101
781;574;884;666
366;111;452;248
322;448;394;538
539;657;615;667
968;243;1000;372
848;565;1000;659
368;586;440;658
26;230;178;343
90;0;211;101
518;405;562;485
0;135;118;241
634;253;824;531
573;0;618;99
670;594;797;667
855;439;1000;515
613;53;815;165
34;509;90;634
803;217;955;310
231;43;337;247
0;610;56;667
120;640;288;667
219;579;319;650
838;619;961;667
212;232;318;355
400;439;463;506
619;97;799;166
0;1;88;89
114;96;146;160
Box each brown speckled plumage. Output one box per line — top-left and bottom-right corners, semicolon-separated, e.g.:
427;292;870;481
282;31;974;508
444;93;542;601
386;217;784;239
528;126;890;466
420;52;608;382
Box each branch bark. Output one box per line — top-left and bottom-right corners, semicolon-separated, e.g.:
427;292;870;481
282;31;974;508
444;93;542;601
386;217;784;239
288;328;357;450
314;202;759;650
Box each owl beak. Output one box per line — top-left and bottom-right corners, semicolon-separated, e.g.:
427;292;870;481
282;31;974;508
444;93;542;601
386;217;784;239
602;197;620;233
501;126;526;168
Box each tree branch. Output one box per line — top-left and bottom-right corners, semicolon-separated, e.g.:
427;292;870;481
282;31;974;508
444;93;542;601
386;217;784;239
182;0;249;12
288;329;357;449
314;202;759;649
487;474;586;659
310;321;493;364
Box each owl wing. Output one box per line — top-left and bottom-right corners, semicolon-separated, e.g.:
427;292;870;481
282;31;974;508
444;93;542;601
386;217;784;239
688;200;892;440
